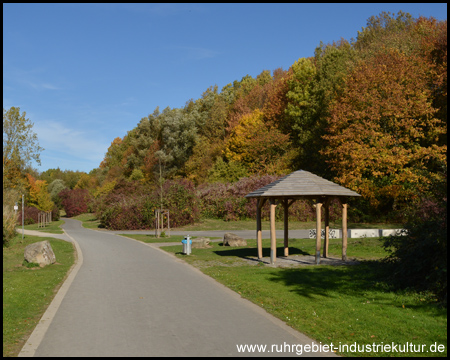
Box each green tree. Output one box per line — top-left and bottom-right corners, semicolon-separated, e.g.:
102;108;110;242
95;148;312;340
100;137;126;170
184;136;224;185
130;168;144;181
48;179;67;209
354;11;414;54
207;157;248;184
3;107;44;188
284;57;325;174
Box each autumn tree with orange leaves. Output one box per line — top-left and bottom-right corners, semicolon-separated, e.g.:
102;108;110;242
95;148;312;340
322;48;446;218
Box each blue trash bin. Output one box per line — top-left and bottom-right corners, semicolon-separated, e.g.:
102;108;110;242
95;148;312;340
182;235;192;255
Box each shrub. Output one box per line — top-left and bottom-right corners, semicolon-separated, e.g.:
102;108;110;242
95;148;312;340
59;188;91;217
99;202;147;230
17;206;40;225
3;189;20;247
94;179;155;230
383;172;447;303
51;204;60;221
197;174;337;222
3;206;17;247
96;178;200;230
158;179;200;228
93;179;150;220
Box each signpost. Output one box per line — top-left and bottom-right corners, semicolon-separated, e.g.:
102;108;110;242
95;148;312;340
22;195;24;240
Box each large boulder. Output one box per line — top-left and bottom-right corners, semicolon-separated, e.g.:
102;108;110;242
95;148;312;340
24;240;56;267
223;233;247;247
191;237;212;249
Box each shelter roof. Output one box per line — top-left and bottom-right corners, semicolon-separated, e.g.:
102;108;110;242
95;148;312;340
245;170;361;199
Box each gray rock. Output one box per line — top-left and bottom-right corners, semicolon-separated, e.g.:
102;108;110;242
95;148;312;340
223;233;247;247
24;240;56;267
191;237;212;249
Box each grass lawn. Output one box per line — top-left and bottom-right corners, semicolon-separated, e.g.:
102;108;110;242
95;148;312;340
73;213;403;232
155;237;446;357
173;218;404;231
3;234;75;357
72;213;103;229
17;220;65;234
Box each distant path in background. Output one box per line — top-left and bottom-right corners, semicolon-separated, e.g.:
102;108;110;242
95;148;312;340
106;229;311;239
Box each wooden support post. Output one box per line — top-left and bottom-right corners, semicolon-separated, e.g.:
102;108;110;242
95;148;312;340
342;203;348;261
324;198;330;258
315;202;322;265
270;199;277;264
256;198;263;259
283;199;289;257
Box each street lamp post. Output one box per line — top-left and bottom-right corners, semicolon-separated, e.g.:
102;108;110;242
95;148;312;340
22;194;24;240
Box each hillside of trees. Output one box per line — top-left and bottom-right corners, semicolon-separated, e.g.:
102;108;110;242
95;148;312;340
5;12;446;227
61;12;445;224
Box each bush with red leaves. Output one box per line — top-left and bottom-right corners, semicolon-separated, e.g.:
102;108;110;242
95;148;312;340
59;188;91;217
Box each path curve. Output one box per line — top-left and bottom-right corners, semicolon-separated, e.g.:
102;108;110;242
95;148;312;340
20;218;336;357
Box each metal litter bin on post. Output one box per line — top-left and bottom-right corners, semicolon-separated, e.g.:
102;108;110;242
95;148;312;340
182;235;192;255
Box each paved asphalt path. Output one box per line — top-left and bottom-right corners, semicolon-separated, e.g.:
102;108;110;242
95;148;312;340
23;219;336;357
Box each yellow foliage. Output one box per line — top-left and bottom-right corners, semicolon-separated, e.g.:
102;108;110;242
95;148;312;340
26;173;54;211
225;109;291;173
225;109;265;162
93;180;117;199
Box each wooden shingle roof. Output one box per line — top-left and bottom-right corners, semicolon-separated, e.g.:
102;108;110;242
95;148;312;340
245;170;361;199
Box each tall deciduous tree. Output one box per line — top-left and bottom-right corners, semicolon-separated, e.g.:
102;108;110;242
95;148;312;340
322;48;446;217
25;173;54;211
100;137;125;170
284;57;327;174
3;107;44;188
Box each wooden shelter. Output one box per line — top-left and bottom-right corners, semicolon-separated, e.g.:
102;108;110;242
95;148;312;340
245;170;361;264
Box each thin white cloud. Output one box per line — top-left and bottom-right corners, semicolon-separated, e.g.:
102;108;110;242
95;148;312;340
4;64;62;91
25;80;62;91
33;120;109;166
39;83;61;90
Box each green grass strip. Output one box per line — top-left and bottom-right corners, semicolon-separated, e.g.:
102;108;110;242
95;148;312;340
18;220;65;234
159;239;447;357
3;235;75;357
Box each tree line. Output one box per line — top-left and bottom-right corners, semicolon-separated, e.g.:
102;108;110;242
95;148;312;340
4;11;447;225
93;11;446;221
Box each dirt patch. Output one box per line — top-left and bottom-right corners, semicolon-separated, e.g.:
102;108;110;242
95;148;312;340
150;242;359;268
241;255;360;268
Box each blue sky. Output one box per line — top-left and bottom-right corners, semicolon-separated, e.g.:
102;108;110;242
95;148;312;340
3;3;447;174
